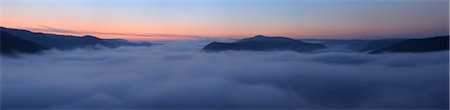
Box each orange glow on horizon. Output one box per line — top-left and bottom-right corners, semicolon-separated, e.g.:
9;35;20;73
4;17;444;41
1;0;447;41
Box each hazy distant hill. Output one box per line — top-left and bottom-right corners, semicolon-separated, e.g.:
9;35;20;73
0;27;152;55
303;36;448;53
104;39;153;47
357;39;404;52
303;39;372;53
370;36;449;53
203;35;327;52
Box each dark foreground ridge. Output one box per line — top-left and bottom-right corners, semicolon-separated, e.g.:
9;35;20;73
0;27;152;55
370;36;449;54
1;31;50;55
202;35;327;52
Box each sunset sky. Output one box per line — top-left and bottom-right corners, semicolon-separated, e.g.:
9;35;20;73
1;0;448;41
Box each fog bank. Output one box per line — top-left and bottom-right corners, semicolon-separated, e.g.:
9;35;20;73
1;42;448;109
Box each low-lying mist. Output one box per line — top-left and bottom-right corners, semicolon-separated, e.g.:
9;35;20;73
1;41;449;109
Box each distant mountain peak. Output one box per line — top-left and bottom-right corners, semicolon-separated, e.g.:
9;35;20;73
238;35;297;43
254;35;267;38
203;35;327;52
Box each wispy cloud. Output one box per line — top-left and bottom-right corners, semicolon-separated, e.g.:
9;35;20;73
26;26;209;41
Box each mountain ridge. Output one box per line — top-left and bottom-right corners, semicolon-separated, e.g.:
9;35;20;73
370;36;449;53
0;27;153;55
203;35;328;52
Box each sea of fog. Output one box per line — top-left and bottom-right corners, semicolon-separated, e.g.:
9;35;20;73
1;40;449;109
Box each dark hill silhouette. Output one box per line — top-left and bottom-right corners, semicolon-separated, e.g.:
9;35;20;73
1;31;50;55
237;35;301;43
0;27;152;54
1;27;153;55
203;35;327;52
370;36;449;53
1;27;116;50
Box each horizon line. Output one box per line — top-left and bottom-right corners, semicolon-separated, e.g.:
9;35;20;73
2;26;448;41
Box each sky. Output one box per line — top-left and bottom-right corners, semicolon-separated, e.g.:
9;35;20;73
0;0;449;41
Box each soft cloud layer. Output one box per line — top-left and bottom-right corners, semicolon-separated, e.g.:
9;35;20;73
1;41;449;109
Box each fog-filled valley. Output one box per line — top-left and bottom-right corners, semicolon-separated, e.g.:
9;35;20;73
1;40;448;109
2;0;449;109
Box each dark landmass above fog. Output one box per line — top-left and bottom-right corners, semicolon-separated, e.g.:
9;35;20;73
202;35;327;52
306;39;404;52
0;27;152;55
0;31;50;54
1;27;449;55
204;35;449;53
370;36;449;53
